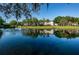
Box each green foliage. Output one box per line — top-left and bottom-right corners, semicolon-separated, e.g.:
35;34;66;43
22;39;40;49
54;29;79;39
10;20;17;26
22;17;50;26
0;3;48;21
18;22;23;26
0;17;5;25
53;16;79;26
3;23;12;28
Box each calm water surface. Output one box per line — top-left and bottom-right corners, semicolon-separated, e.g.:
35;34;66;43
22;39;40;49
0;28;79;55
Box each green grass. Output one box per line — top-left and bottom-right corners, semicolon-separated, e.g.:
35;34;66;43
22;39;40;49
17;26;79;29
18;26;53;29
53;26;79;29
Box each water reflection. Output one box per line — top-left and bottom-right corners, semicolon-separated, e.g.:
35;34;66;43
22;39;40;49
21;29;79;39
54;29;79;39
21;29;54;38
0;29;79;54
1;28;79;39
0;30;3;39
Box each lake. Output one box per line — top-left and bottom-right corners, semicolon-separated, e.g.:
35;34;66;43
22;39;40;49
0;28;79;55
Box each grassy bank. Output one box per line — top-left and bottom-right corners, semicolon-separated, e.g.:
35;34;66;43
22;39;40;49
17;26;79;29
53;26;79;29
18;26;53;29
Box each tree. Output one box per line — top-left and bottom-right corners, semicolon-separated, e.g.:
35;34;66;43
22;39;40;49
9;20;17;27
18;22;23;26
32;17;38;26
22;19;32;26
53;16;79;26
0;17;5;25
22;19;27;24
22;17;38;26
0;3;49;25
53;16;62;23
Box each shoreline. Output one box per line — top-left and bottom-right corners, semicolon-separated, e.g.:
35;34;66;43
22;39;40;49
17;26;79;29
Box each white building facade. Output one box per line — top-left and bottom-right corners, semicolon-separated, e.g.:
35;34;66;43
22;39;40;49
44;22;54;26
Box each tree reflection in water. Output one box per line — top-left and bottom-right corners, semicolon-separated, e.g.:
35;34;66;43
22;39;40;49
21;29;53;38
54;29;79;39
0;30;3;39
21;29;79;39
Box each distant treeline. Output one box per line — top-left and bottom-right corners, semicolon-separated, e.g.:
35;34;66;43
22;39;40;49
0;17;51;28
53;16;79;26
0;16;79;28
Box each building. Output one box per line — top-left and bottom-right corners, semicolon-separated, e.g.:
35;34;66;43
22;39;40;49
44;21;54;26
54;23;58;26
23;21;54;26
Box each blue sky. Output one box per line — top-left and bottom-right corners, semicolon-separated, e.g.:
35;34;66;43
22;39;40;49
1;3;79;22
33;3;79;20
